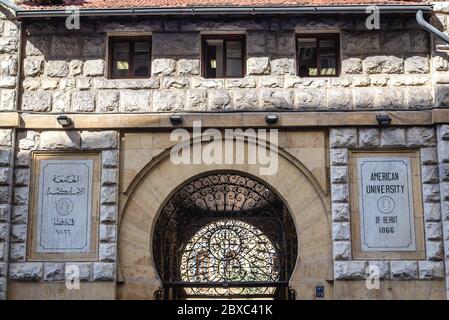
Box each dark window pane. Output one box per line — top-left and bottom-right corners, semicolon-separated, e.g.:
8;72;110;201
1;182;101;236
112;42;130;78
226;41;242;59
319;39;336;76
133;41;151;77
226;41;243;77
297;38;317;77
226;59;242;77
204;37;244;78
206;39;224;78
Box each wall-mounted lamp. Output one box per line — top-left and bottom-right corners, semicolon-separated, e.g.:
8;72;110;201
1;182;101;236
265;114;279;124
170;115;183;125
376;114;392;126
56;115;72;127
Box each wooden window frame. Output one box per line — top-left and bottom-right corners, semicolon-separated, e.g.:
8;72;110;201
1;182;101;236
202;34;246;79
295;33;340;78
108;36;152;79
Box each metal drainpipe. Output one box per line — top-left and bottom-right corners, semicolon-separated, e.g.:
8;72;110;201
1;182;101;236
416;10;449;45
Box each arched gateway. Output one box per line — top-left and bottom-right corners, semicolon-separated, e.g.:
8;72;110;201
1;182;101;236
117;136;332;300
152;172;298;299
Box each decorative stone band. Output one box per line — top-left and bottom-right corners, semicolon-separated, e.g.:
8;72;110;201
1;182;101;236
8;130;119;282
330;127;445;281
334;260;445;280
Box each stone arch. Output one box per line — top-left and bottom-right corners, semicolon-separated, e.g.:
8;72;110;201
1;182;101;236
117;138;332;299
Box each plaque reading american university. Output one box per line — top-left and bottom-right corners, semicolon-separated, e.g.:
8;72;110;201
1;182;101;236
29;153;99;261
358;157;416;251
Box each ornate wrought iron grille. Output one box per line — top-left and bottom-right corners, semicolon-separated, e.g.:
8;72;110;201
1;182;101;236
153;172;298;299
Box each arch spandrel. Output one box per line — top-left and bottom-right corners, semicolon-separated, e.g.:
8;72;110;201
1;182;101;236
120;130;328;195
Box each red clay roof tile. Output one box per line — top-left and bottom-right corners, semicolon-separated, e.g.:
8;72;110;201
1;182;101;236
20;0;429;10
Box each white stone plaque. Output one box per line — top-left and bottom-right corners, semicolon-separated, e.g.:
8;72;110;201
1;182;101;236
358;157;416;251
36;159;93;253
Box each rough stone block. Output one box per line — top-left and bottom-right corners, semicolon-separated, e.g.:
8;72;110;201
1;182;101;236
426;241;443;260
425;222;442;241
23;57;44;77
208;90;231;111
270;58;295;75
100;186;118;204
362;56;404;74
358;129;380;147
330;149;348;166
46;60;69;78
102;150;118;168
260;89;293;110
21;91;52;112
332;203;350;222
43;263;65;281
422;184;440;203
9;243;26;261
83;60;105;77
153;90;185;111
93;263;115;281
342;58;363;74
65;263;92;281
40;131;80;150
247;57;270;75
327;89;353;110
119;90;151;112
334;261;368;280
99;243;116;262
421;166;439;184
0;167;10;185
293;89;325;110
407;127;435;146
331;184;348;203
97;91;119;112
12;206;28;224
331;166;348;183
11;224;26;242
100;225;116;243
9;263;43;280
81;131;117;149
418;261;444;279
380;128;406;147
177;59;200;76
100;205;117;223
333;241;351;260
333;222;350;241
390;261;418;280
405;55;430;73
421;147;437;165
330;128;357;148
72;91;95;112
368;261;390;280
14;168;30;187
162;77;189;89
151;58;176;76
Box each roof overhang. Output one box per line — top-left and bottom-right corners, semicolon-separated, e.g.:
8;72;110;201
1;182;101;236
0;1;434;19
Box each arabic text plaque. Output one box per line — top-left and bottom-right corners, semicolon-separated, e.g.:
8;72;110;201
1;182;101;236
349;151;425;260
28;152;100;261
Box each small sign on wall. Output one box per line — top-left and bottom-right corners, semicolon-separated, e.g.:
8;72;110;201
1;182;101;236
349;151;425;260
28;152;100;261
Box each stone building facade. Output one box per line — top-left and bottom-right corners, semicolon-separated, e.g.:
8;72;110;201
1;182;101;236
1;0;449;299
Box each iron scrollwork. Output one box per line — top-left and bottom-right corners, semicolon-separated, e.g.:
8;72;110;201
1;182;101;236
153;172;298;299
